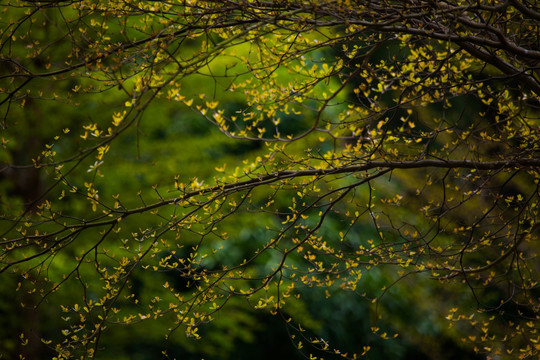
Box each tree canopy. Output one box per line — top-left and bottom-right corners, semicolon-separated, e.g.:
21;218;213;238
1;1;539;359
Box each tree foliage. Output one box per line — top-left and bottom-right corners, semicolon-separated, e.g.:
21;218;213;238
1;0;539;359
